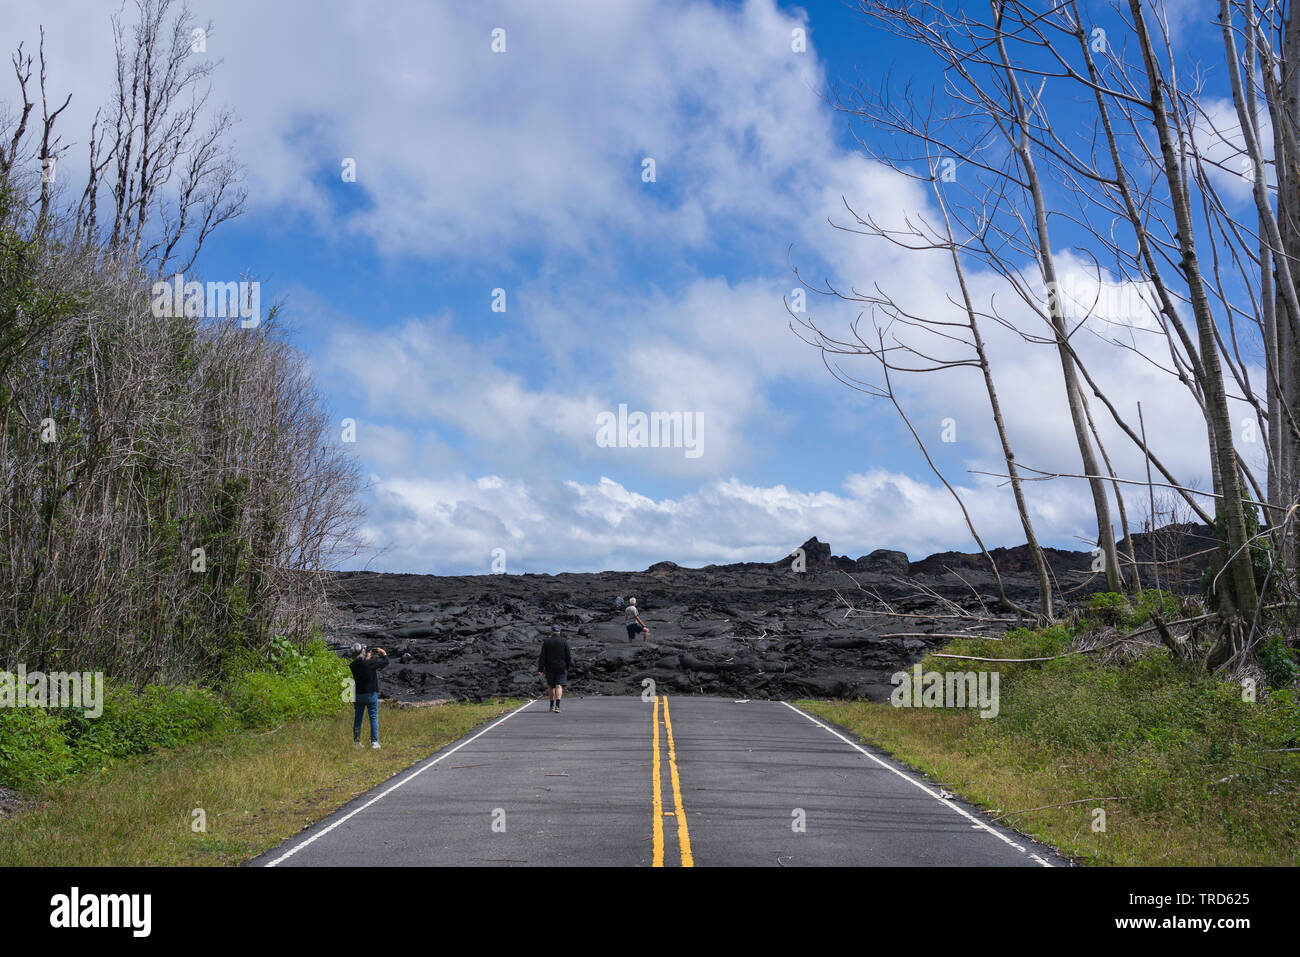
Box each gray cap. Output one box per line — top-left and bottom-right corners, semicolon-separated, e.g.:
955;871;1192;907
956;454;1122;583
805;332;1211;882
350;642;365;657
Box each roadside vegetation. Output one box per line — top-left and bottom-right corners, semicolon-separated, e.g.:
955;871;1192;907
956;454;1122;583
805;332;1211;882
794;1;1300;680
0;638;519;865
0;2;401;867
802;590;1300;866
0;5;514;868
0;636;350;793
1;1;362;690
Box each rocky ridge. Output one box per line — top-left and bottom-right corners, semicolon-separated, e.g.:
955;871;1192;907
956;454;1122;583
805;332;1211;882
323;525;1213;703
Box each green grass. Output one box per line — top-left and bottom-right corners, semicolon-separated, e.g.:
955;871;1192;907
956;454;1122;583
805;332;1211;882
0;636;356;792
800;597;1300;866
0;699;522;865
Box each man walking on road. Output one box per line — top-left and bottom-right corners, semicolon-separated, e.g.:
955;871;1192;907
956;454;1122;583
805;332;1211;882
538;625;572;713
350;643;389;748
625;597;649;642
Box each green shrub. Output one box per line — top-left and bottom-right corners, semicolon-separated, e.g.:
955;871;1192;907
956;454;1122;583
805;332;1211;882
268;633;309;673
1080;589;1182;632
1128;589;1184;628
228;638;348;728
1005;623;1072;657
1;633;349;792
1082;591;1129;626
1259;635;1300;690
68;683;233;761
0;707;76;790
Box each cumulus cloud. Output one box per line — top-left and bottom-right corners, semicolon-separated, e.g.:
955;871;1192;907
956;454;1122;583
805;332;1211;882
356;469;1099;574
4;0;1253;575
212;0;831;262
1187;96;1274;205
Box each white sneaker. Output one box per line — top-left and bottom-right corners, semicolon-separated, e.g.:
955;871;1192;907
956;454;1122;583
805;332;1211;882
371;741;381;750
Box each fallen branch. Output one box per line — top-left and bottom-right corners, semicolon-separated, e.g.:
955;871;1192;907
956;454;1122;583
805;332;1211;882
1227;758;1292;776
879;632;1004;641
1149;611;1185;659
1119;604;1290;644
930;651;1080;662
1122;611;1220;640
845;608;1018;623
989;796;1130;821
930;640;1124;663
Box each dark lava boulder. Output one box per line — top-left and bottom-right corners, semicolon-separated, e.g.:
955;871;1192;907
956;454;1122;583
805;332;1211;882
907;549;986;576
796;536;832;567
855;549;910;576
785;536;856;571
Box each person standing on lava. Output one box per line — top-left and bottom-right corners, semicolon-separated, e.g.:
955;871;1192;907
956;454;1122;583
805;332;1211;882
625;597;649;643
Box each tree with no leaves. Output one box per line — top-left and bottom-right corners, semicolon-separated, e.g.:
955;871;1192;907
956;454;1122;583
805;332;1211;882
797;0;1300;670
0;3;360;683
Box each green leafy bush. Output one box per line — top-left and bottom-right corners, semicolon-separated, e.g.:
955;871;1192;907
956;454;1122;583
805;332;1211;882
0;707;77;790
68;684;232;760
1259;635;1300;690
0;636;349;791
1082;591;1129;626
268;633;309;673
226;638;348;728
1079;589;1183;631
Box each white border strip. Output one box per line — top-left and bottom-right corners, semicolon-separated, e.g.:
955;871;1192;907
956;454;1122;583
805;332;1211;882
781;702;1053;867
263;699;537;866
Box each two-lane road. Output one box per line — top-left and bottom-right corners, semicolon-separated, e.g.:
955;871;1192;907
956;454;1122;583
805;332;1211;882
256;697;1064;867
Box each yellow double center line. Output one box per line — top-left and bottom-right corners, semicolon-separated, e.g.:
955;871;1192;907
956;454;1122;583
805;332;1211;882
651;695;694;867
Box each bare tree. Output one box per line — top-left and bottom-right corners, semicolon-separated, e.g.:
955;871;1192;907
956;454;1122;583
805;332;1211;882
78;0;246;275
0;6;355;684
796;0;1300;669
791;152;1057;620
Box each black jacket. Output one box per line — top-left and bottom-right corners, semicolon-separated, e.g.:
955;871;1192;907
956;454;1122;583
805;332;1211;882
350;653;389;696
537;635;572;674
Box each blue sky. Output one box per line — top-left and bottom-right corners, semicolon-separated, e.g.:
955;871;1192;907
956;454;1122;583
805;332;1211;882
8;0;1257;573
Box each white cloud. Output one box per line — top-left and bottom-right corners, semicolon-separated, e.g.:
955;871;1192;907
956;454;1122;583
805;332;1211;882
6;0;1255;576
204;0;830;261
1188;95;1274;205
355;468;1097;574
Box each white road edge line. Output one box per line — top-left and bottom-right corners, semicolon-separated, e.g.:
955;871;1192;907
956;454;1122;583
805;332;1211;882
264;698;537;866
781;701;1053;867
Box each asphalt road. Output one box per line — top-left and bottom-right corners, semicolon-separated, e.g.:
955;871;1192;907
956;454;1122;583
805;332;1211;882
255;696;1066;867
